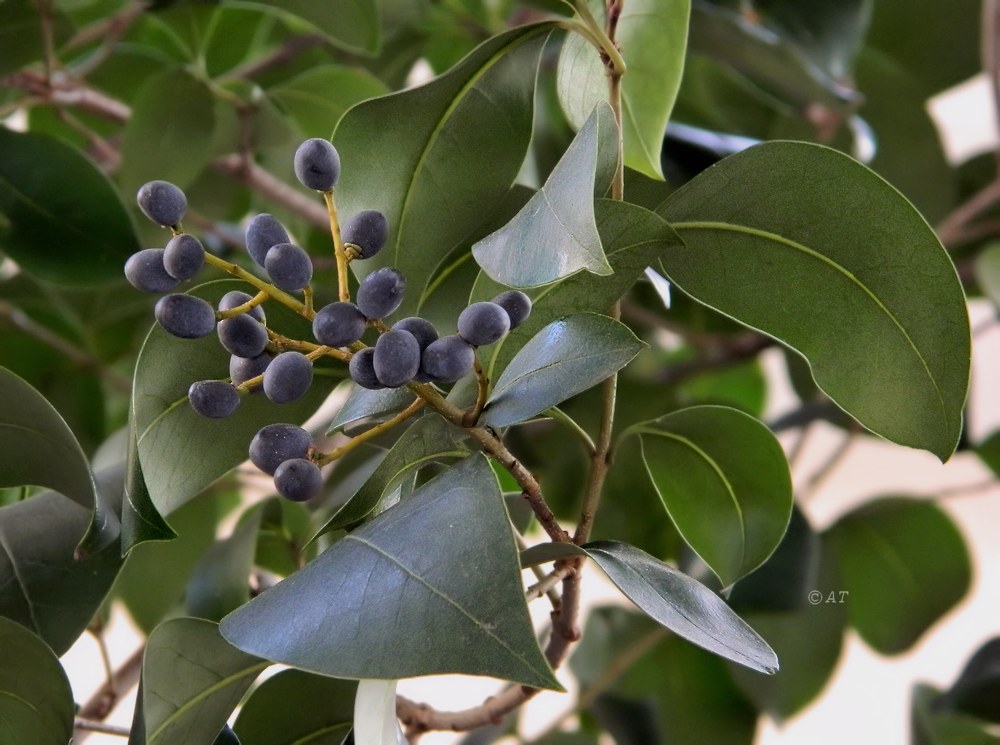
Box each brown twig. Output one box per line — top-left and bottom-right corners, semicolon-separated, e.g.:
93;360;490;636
76;646;144;722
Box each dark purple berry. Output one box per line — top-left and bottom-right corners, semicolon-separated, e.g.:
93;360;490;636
421;335;475;383
137;180;187;227
154;294;216;339
218;314;268;359
273;458;323;501
249;423;311;475
230;352;271;387
125;248;179;293
458;302;510;347
349;347;382;390
356;267;405;319
264;243;313;291
313;302;367;347
163;234;204;280
373;329;420;388
263;351;313;403
218;291;265;323
246;213;290;267
294;138;340;191
342;210;388;259
492;290;532;329
392;317;438;351
188;380;240;418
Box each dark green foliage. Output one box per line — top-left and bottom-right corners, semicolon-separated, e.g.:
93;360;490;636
373;329;421;387
264;243;313;291
137;180;187;227
313;302;367;347
342;209;389;259
218;314;269;358
492;290;532;329
163;233;205;280
458;301;511;347
249;424;311;476
293;138;341;191
154;293;216;339
246;214;291;267
273;458;323;502
356;266;406;319
189;380;241;418
125;248;180;293
263;351;313;404
349;347;383;390
421;334;475;383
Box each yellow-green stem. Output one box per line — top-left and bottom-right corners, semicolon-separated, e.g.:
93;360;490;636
322;189;351;302
316;398;427;466
463;356;490;426
202;252;307;316
216;289;269;319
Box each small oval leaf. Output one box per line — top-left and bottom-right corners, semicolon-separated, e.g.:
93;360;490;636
659;141;969;460
637;405;792;587
483;313;646;428
583;540;778;673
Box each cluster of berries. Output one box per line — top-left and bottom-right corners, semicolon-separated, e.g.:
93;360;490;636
123;138;532;501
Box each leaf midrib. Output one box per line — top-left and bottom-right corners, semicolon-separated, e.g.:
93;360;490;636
672;220;947;423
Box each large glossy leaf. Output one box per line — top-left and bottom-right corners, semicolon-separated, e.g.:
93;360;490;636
316;415;470;534
474;199;683;380
236;0;380;55
0;366;116;553
472;101;616;287
636;405;792;587
482;313;645;428
234;669;355;745
327;384;416;435
221;455;561;689
133;280;340;517
825;497;971;654
557;0;690;179
120;69;216;195
583;540;778;673
0;480;123;656
268;67;389;138
132;618;268;745
333;23;553;314
0;127;139;286
186;506;262;621
0;617;74;744
658;141;969;461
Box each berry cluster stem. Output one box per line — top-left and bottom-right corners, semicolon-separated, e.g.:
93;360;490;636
315;397;427;466
216;290;269;320
322;189;352;302
202;252;307;315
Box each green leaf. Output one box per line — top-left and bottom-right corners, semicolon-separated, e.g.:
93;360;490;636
132;618;268;745
315;415;470;535
269;66;389;138
0;617;74;744
234;669;355;745
115;490;232;634
0;127;139;286
583;540;778;673
221;455;561;689
0;481;124;655
186;506;263;621
826;497;971;654
235;0;380;55
0;0;71;77
637;405;792;587
119;69;216;195
133;280;341;517
557;0;691;179
755;0;871;79
121;407;176;553
483;313;646;428
474;199;682;380
939;638;1000;724
975;244;1000;311
911;684;1000;745
326;384;416;435
334;23;553;314
0;366;117;554
472;101;616;287
658;141;969;461
687;2;858;110
726;543;847;720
